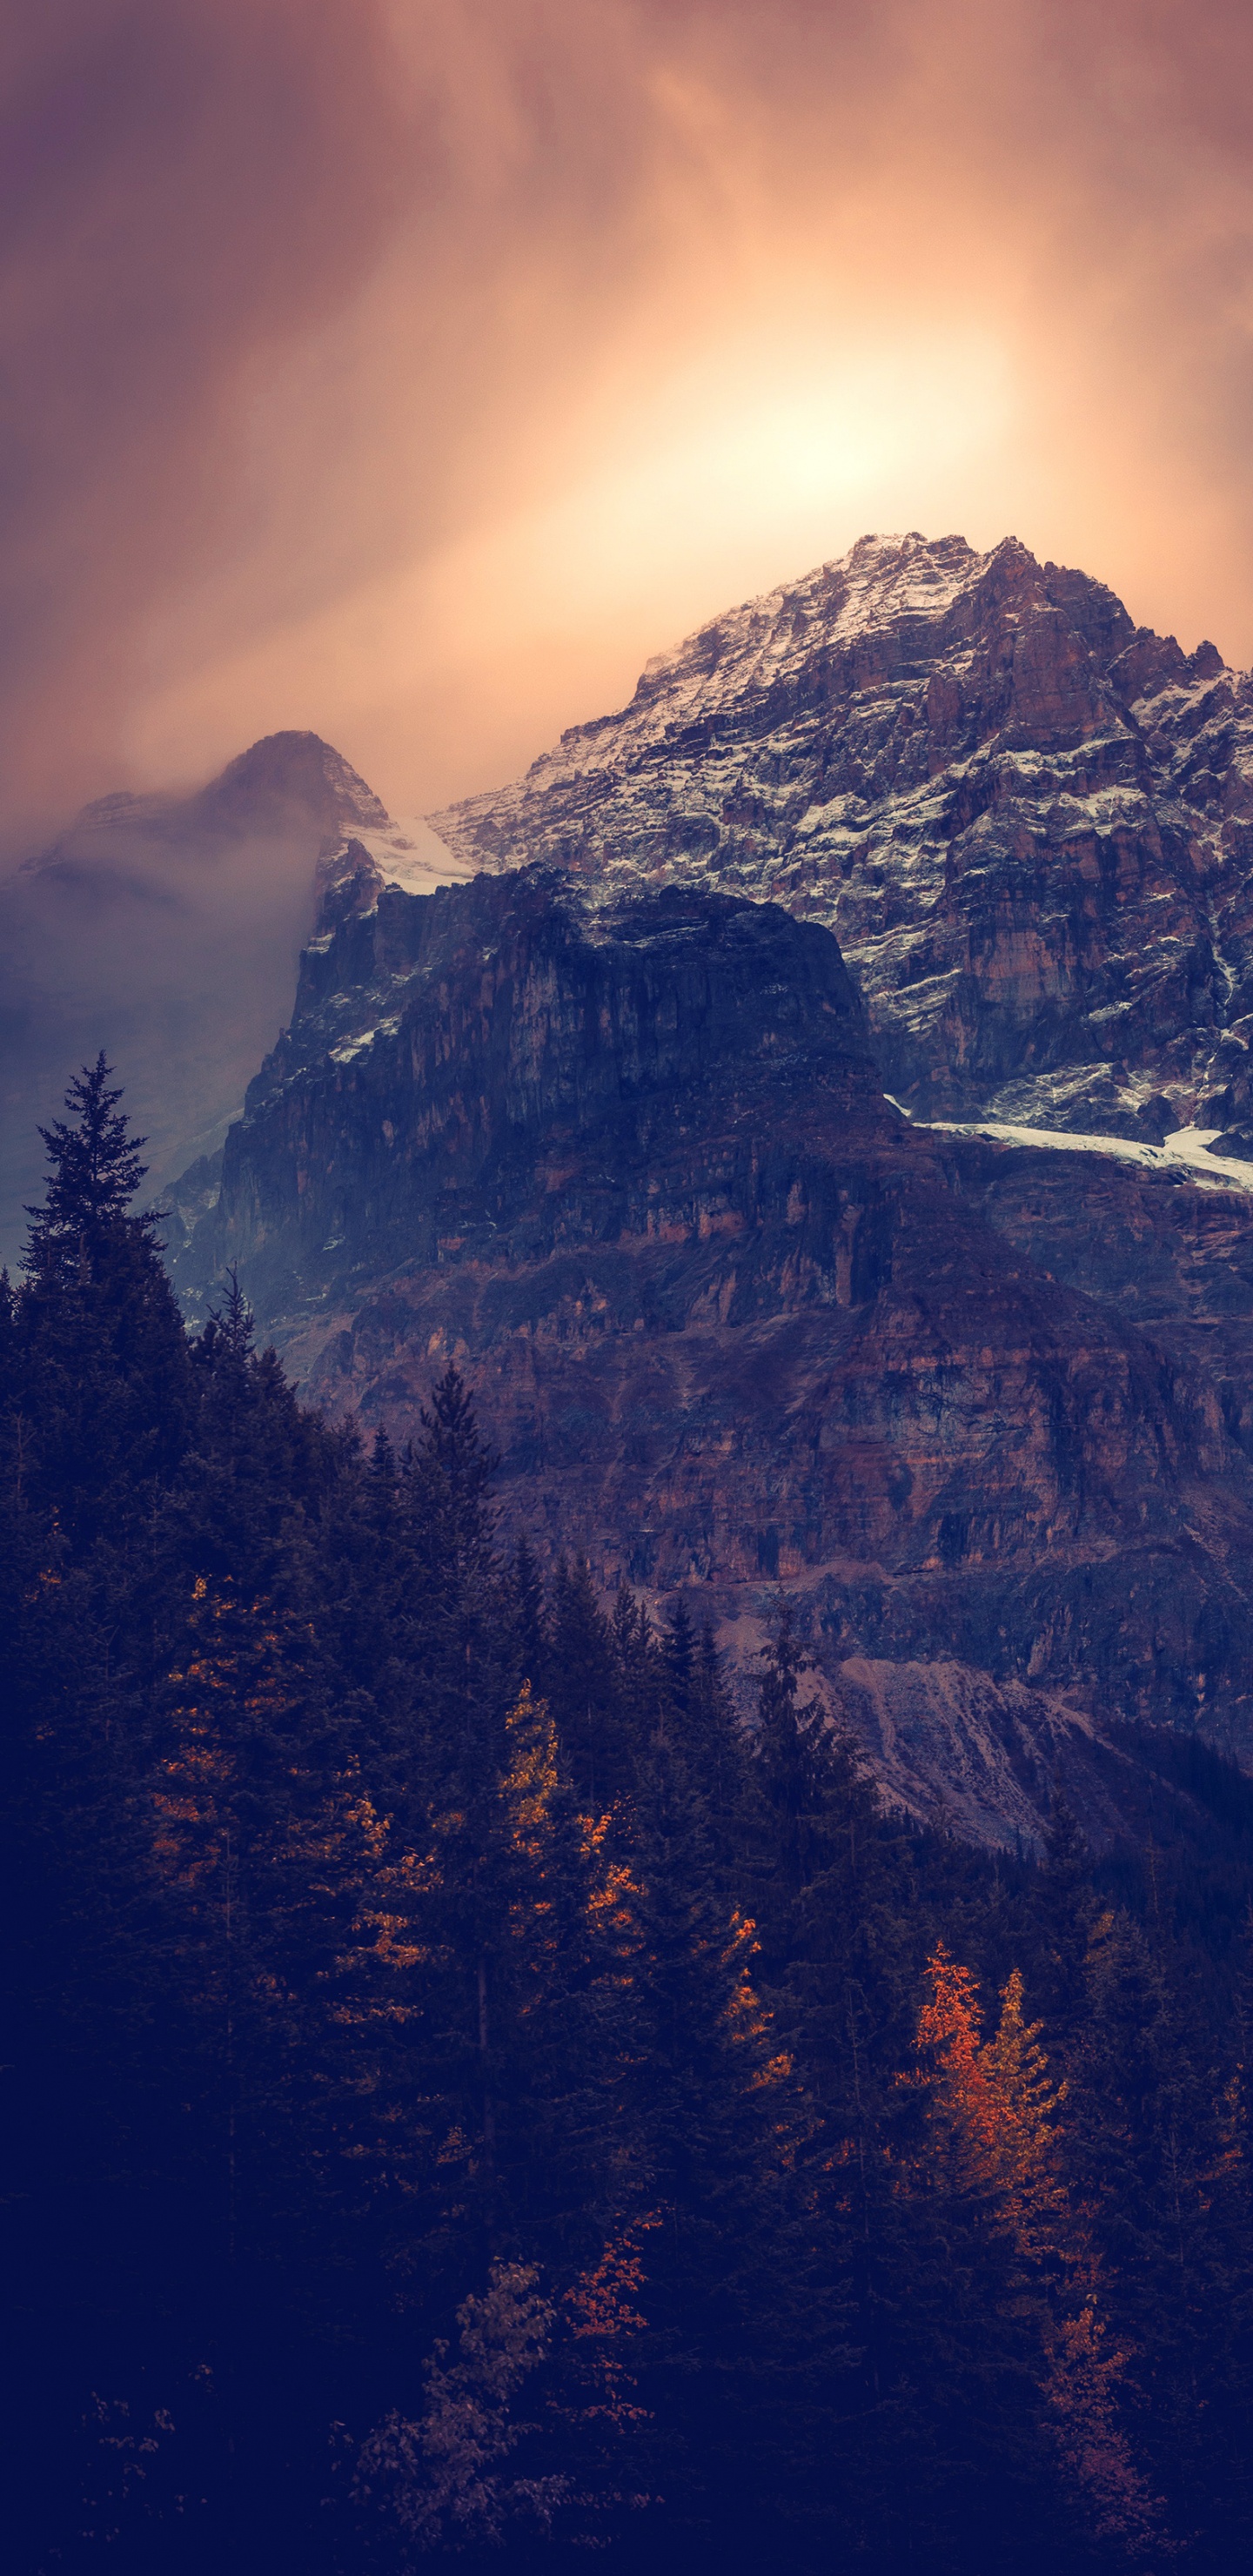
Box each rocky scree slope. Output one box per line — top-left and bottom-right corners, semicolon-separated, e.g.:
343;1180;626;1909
431;531;1253;1146
173;863;1253;1849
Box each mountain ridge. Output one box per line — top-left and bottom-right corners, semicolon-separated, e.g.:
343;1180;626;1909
429;529;1252;1146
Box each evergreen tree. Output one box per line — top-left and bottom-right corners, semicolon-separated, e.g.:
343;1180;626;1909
546;1557;633;1807
611;1579;661;1764
1033;1789;1098;2046
1065;1905;1248;2558
660;1595;694;1728
16;1055;191;1551
651;1605;747;1866
508;1531;550;1696
617;1731;841;2563
28;1051;151;1243
4;1070;1253;2573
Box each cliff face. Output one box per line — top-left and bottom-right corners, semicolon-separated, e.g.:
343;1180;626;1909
175;863;1253;1848
430;532;1253;1144
181;866;881;1309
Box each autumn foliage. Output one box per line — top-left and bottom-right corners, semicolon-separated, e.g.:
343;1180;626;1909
3;1067;1252;2573
910;1946;1163;2556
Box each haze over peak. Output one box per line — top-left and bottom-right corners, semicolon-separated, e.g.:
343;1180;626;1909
0;729;459;1265
22;731;387;883
190;730;391;840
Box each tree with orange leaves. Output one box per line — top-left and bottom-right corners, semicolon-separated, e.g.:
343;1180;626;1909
393;1679;640;2267
908;1942;1163;2560
347;1679;661;2555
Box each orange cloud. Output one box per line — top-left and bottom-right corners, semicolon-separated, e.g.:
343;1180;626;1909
5;2;1253;842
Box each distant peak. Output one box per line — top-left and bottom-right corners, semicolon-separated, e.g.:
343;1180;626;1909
844;529;975;563
200;732;389;833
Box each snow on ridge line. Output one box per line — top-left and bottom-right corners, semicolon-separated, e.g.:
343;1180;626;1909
910;1112;1253;1195
635;532;985;692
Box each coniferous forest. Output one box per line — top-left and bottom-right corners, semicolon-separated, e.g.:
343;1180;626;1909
3;1063;1253;2576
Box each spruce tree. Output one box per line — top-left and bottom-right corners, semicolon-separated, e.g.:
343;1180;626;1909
618;1730;840;2564
546;1556;633;1807
17;1056;191;1552
1065;1905;1247;2557
507;1531;549;1697
1033;1789;1097;2048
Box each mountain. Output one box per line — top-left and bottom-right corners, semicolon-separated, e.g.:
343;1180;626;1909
32;527;1253;1846
171;858;1253;1849
431;531;1253;1145
0;730;470;1266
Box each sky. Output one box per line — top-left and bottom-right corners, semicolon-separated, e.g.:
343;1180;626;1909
5;0;1253;846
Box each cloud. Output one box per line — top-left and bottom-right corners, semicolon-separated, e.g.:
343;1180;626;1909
0;1;419;835
5;2;1253;840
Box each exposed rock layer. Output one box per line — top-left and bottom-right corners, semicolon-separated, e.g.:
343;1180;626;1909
174;865;1253;1845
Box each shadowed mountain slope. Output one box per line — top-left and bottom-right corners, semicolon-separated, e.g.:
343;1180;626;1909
171;861;1253;1847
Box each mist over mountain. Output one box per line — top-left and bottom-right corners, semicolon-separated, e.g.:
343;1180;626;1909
0;731;468;1266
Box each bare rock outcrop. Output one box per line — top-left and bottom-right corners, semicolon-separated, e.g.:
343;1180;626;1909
431;532;1253;1144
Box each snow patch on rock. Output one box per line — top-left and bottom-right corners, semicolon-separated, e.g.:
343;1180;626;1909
921;1116;1253;1195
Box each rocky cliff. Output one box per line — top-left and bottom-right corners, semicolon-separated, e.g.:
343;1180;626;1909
431;532;1253;1146
173;861;1253;1849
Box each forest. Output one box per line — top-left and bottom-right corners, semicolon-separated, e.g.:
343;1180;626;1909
3;1061;1253;2575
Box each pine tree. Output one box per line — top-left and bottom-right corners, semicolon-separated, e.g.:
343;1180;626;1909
180;1271;336;1593
546;1557;633;1807
1;1065;204;2569
27;1052;151;1247
864;1946;1063;2568
508;1532;549;1697
1033;1789;1097;2048
611;1580;662;1768
16;1057;191;1553
894;1945;1162;2565
361;1680;641;2309
660;1595;694;1728
398;1365;511;1811
618;1730;837;2559
412;1364;499;1589
750;1594;832;1889
1064;1904;1249;2556
652;1603;748;1858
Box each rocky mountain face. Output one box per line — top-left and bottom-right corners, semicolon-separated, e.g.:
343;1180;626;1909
431;532;1253;1146
0;731;469;1266
26;526;1248;1848
172;860;1253;1850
